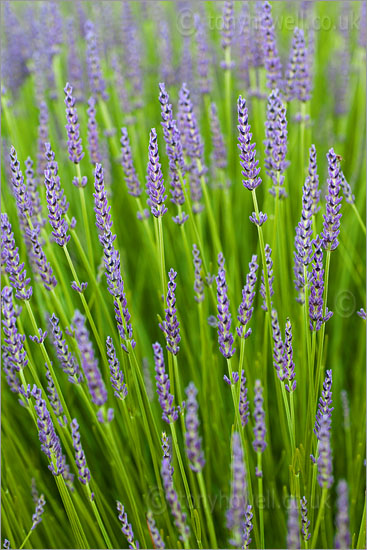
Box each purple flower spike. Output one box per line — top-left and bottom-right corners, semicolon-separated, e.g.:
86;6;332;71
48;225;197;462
253;379;267;453
85;20;108;101
216;259;236;359
64;82;84;164
264;90;288;197
194;14;211;95
158;83;185;207
283;318;296;392
357;308;366;320
300;496;311;542
321;148;342;251
242;505;254;550
31;494;46;530
335;480;350;549
10;146;33;220
146;128;168;218
260;244;274;311
29;329;47;344
25;157;42;223
106;336;127;401
49;313;82;384
226;432;247;547
239;371;250;427
153;342;178;423
116;501;139;550
87;97;102;165
287;498;300;550
71;418;91;485
71;281;88;293
285;28;311;103
340;171;355;205
1;286;26;394
249;211;267;226
37;101;49;180
192;244;204;303
221;1;235;50
271;309;285;381
237;254;258;339
161;455;190;543
44;169;70;247
314;369;333;437
317;413;333;489
237;96;262;191
73;310;107;406
45;364;64;419
1;213;33;300
210;102;227;170
120;128;142;197
185;382;205;472
309;237;333;330
261;2;283;90
146;512;165;550
159;268;181;355
306;145;321;215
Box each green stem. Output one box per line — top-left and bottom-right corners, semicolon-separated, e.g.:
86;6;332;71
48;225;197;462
257;452;265;549
197;471;218;549
311;488;328;549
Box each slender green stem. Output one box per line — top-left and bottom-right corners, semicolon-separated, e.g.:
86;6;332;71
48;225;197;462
351;203;366;235
257;452;265;549
311;488;328;549
76;163;95;270
197;471;218;549
157;215;166;304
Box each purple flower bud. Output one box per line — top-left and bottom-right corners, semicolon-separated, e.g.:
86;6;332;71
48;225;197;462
335;480;350;549
116;501;139;549
49;313;82;384
84;20;108;101
71;418;91;485
237;254;258;338
226;432;247;547
120;128;142;197
249;211;267;226
253;379;267;453
146;511;165;549
261;2;283;90
146;129;168;218
300;496;311;542
216;260;236;359
159;269;181;355
185;382;205;472
106;336;127;401
357;308;366;320
1;213;33;300
287;498;300;549
309;237;333;330
260;244;274;311
73;310;107;406
31;494;46;530
29;329;47;344
71;281;88;293
64;82;84;164
321;148;342;251
153;342;178;423
283;318;296;392
237;96;262;190
87;97;102;165
239;371;250;427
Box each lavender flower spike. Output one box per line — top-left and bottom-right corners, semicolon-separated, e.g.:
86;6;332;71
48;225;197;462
335;480;350;549
287;498;300;549
309;236;333;330
300;496;311;542
185;382;205;472
2;286;28;386
31;494;46;530
64;83;84;164
261;2;283;90
87;97;102;165
314;369;333;437
49;313;82;384
153;342;178;423
357;308;367;320
283;318;296;392
146;512;165;549
85;20;108;101
161;455;190;543
253;379;267;453
321;148;342;251
9;146;32;218
221;1;235;50
71;418;91;485
242;505;254;550
317;413;333;488
192;244;204;303
106;336;127;401
239;371;250;427
44;168;70;247
159;268;181;355
237;96;262;190
226;432;247;547
116;501;139;550
306;145;321;215
260;244;274;311
271;309;285;381
216;257;236;358
146;128;167;217
1;213;33;300
120;128;142;197
210;102;227;170
237;254;258;339
45;364;64;420
73;310;107;406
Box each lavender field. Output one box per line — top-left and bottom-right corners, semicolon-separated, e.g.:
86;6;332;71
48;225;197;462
1;1;366;549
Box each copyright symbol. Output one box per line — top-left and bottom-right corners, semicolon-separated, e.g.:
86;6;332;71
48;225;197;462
177;8;195;37
334;290;355;318
147;486;166;515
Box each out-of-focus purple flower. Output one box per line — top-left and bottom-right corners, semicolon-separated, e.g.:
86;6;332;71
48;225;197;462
239;371;250;427
1;213;33;300
287;497;300;549
340;170;355;205
185;382;205;472
321;148;342;251
87;97;102;165
216;260;236;359
237;254;258;339
285;28;311;102
192;244;204;303
111;54;133;119
261;2;283;90
153;342;178;423
249;211;267;227
283;318;296;392
335;480;350;549
210;102;227;170
31;494;46;530
106;336;127;401
194;13;211;95
271;309;285;381
146;511;165;549
242;505;254;550
358;1;367;48
260;244;274;311
64;83;84;164
264;90;288;197
36;101;49;180
66;17;85;103
237;96;262;191
309;237;333;330
157;19;175;87
120;128;142;197
300;496;311;542
221;1;235;50
357;308;367;320
161;454;190;543
71;418;91;485
84;20;108;101
121;2;143;109
73;310;107;406
45;364;64;420
49;313;82;384
253;379;267;453
159;269;181;355
116;501;139;549
25;157;42;224
226;432;247;547
146;129;168;218
316;413;333;489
